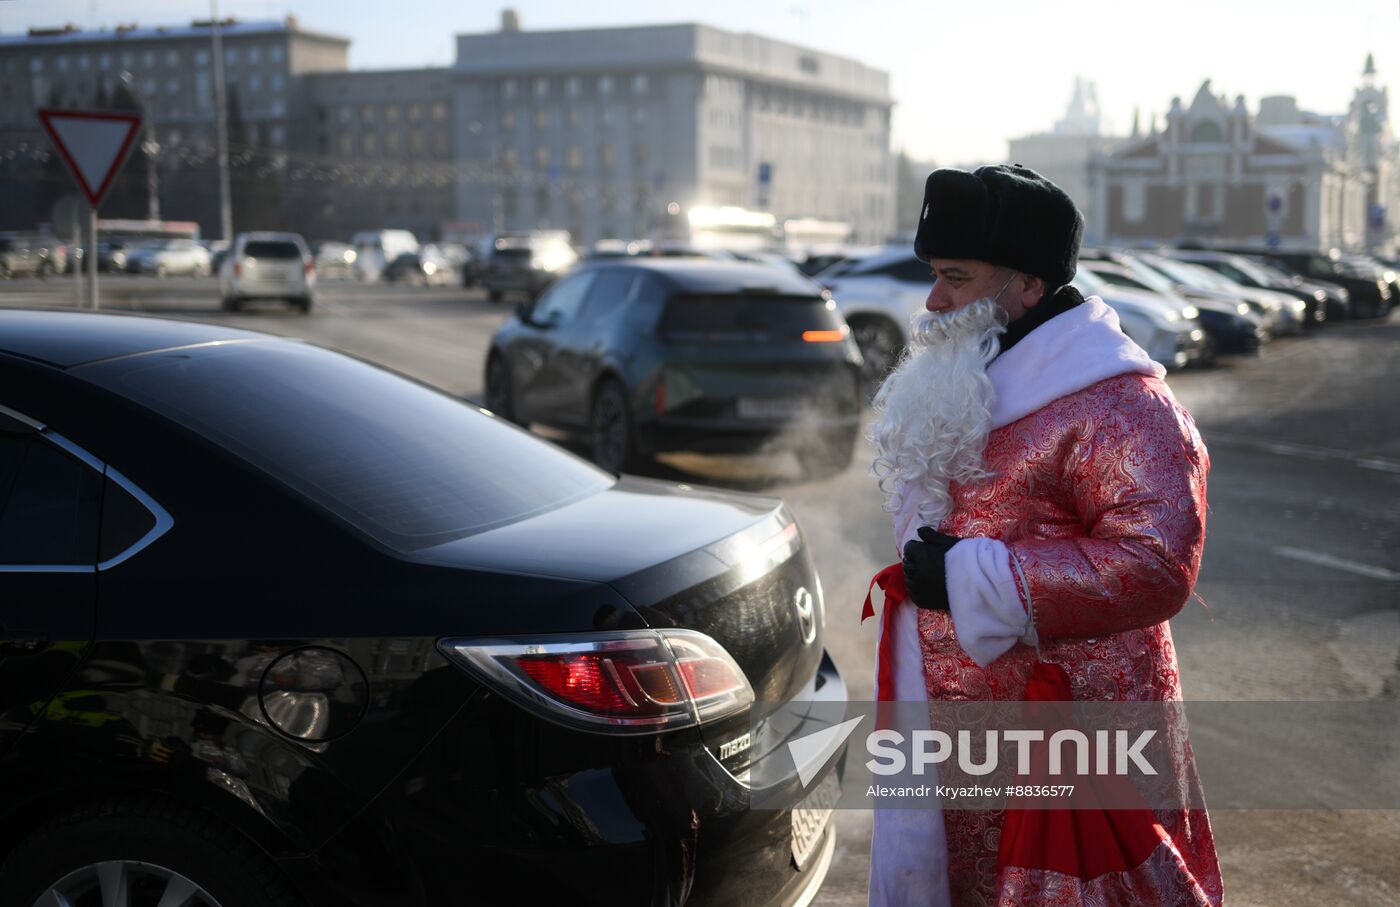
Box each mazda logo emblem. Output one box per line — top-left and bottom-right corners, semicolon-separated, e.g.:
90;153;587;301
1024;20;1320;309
793;587;816;645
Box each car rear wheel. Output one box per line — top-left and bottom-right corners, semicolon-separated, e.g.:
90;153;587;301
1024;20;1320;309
484;355;518;424
850;318;904;403
221;296;242;312
294;296;313;315
796;428;857;479
0;795;304;907
591;380;638;474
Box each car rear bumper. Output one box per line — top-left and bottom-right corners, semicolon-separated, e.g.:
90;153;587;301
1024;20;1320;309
304;652;850;907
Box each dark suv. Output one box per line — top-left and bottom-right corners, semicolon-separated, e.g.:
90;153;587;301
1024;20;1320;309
1218;248;1392;319
485;259;864;477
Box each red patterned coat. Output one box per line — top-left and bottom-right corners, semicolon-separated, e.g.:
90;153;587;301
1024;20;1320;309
916;371;1223;906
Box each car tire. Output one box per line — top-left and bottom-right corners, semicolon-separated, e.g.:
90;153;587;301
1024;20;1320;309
294;297;313;315
0;794;305;907
488;290;504;303
796;428;857;479
591;379;639;475
221;296;242;313
850;317;904;403
484;354;519;424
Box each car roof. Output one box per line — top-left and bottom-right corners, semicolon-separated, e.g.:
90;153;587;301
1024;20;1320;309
0;310;278;369
587;258;822;294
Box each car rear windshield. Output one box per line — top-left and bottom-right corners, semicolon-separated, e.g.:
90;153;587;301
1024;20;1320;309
77;341;614;552
492;247;532;261
659;293;845;341
243;241;301;259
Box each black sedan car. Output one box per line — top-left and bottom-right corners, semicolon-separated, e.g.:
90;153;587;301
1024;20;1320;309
0;310;847;907
484;259;864;478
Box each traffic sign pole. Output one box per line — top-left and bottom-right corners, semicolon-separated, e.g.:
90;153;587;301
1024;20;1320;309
87;206;98;311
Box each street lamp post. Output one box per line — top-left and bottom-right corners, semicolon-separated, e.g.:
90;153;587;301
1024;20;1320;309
210;0;234;242
118;70;161;222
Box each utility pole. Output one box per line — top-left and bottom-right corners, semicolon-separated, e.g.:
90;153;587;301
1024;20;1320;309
118;71;160;222
211;0;234;241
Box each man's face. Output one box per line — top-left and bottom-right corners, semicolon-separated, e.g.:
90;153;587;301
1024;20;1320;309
926;258;1044;322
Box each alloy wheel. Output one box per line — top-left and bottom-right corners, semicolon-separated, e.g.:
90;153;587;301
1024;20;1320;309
35;859;222;907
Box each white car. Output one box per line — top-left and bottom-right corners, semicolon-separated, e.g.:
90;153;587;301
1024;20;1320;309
126;239;212;278
818;247;936;395
350;229;419;283
219;232;315;314
1070;268;1207;371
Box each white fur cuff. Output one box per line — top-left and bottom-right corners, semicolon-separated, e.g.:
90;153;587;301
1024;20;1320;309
945;538;1035;667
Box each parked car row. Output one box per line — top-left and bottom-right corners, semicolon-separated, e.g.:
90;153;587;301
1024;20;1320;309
809;243;1395;399
0;232;68;278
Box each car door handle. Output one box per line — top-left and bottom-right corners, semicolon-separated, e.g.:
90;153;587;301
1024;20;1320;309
0;632;51;657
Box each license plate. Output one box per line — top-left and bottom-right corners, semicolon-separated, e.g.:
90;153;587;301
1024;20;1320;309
737;396;807;420
791;769;840;869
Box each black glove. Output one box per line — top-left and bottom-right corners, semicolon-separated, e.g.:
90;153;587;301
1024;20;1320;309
902;526;961;611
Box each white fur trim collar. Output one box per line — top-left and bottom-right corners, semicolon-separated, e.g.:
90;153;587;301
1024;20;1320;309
985;295;1166;431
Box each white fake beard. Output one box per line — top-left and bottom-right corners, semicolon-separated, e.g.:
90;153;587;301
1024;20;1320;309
868;296;1007;525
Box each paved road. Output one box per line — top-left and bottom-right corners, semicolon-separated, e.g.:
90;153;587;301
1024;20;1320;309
6;276;1399;905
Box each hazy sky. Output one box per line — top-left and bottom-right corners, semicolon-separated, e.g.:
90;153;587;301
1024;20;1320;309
4;0;1397;164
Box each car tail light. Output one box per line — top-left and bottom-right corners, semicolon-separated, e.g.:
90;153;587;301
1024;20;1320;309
655;378;666;414
304;259;314;276
438;629;754;734
802;326;849;343
233;260;242;277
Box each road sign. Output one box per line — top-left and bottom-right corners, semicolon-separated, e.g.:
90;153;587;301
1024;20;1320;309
35;109;142;313
36;109;142;208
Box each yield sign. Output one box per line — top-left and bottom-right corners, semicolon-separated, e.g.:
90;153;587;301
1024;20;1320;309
36;109;143;208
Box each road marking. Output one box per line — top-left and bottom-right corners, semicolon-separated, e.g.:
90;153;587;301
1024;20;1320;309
1273;546;1400;581
1208;432;1400;475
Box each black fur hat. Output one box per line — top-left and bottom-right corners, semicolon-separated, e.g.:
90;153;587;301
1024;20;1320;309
913;164;1084;289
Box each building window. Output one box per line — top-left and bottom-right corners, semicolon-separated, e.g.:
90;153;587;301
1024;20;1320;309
338;133;352;156
567;146;582;170
501;110;515;129
121;52;135;68
502;146;517;168
195;71;211;109
165;50;179;67
599;144;615;169
249;46;261;64
166;78;179;95
632;143;647;166
632;74;648;95
56;55;69;73
270;74;284;92
385;133;401;155
501;79;516;100
408;104;423;123
535;147;550;169
566;77;581;98
269;46;284;63
384;105;400;123
144;77;158;96
598;75;614;97
194;49;208;66
248;73;262;93
363;133;377;156
433;130;448;155
534;78;550;100
632;107;646;126
1190;121;1224;143
533;108;549;129
361;104;377;123
271;99;286;117
29;58;43;73
225;48;237;65
338;105;352;124
409;129;424;153
270;125;285;146
431;101;447;121
78;54;90;71
567;109;579;129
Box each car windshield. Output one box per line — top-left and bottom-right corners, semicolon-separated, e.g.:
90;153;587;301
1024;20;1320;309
78;341;615;552
1138;255;1226;291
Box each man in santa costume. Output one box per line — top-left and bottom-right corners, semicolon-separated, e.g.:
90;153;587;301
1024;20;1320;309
865;164;1223;906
